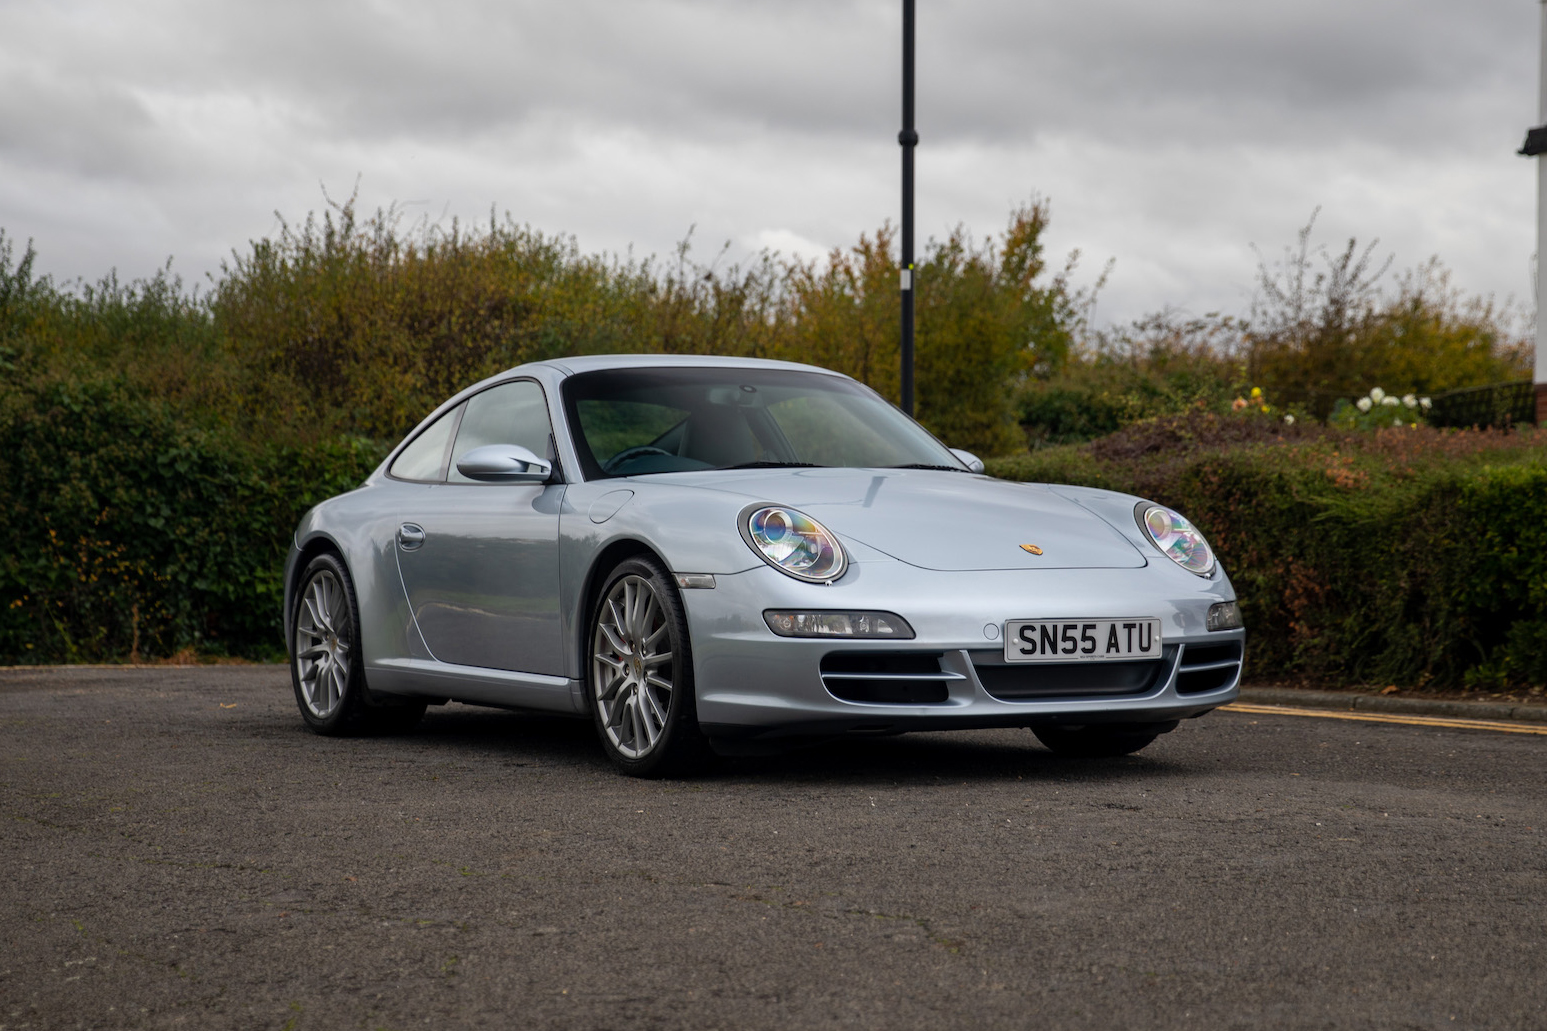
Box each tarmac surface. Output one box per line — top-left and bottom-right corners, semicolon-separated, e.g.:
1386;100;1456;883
2;665;1544;1030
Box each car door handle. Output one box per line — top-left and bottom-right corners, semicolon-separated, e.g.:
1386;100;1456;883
397;523;426;551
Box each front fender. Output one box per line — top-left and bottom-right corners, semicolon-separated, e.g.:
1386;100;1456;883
556;480;893;680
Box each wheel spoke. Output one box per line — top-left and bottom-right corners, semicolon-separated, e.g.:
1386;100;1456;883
641;648;672;670
301;596;324;634
318;576;336;631
609;596;632;638
596;669;625;702
328;661;345;710
598;621;628;656
605;689;629;733
631;589;655;640
310;583;330;635
628;697;645;752
641;684;668;735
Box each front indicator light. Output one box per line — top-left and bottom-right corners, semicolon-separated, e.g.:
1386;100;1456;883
763;611;915;639
1207;601;1243;631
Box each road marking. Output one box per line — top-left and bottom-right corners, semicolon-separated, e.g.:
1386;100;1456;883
1221;703;1547;736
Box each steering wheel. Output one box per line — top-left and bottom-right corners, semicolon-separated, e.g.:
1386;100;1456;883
602;445;674;473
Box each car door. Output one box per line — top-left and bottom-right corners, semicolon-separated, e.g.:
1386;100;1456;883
394;379;566;674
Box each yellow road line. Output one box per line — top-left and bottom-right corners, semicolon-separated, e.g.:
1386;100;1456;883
1221;702;1547;736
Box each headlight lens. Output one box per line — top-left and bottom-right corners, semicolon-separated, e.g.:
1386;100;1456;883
763;611;914;638
1136;503;1216;576
743;506;846;583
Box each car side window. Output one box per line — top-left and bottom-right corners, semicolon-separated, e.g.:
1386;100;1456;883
388;402;463;482
446;380;554;484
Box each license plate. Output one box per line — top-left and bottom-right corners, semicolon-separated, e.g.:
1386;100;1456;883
1003;618;1162;663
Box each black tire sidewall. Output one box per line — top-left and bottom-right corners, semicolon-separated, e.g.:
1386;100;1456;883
587;556;703;776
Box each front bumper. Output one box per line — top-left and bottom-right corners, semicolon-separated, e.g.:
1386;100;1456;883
681;559;1242;748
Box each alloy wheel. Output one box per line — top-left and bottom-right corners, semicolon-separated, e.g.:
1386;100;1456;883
591;574;675;759
295;569;350;718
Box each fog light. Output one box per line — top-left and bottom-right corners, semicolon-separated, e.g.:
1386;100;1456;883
1207;601;1243;631
763;611;915;639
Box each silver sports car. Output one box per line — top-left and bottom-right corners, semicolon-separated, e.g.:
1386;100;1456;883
285;354;1244;775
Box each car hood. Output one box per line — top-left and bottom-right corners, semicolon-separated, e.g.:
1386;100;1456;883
647;468;1148;572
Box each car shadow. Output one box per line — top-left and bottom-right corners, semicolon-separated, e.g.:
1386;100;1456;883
396;704;1204;786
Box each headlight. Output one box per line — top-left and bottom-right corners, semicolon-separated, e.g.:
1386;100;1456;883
741;505;846;583
1135;502;1216;577
763;611;914;638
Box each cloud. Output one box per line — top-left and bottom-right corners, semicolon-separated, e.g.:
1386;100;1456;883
0;0;1536;327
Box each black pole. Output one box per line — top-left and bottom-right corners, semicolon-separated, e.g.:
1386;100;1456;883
899;0;917;416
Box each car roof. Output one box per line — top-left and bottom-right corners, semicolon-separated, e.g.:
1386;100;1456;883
522;353;850;378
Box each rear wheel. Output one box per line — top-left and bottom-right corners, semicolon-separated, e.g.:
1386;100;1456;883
588;556;711;777
1032;721;1176;757
291;553;426;736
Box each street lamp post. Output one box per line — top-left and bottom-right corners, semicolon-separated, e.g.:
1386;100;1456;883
1524;0;1547;424
899;0;917;417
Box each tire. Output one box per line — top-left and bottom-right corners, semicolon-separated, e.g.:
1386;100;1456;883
291;552;426;736
587;555;712;777
1032;721;1176;758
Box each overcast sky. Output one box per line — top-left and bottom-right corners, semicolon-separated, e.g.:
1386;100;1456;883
0;0;1538;328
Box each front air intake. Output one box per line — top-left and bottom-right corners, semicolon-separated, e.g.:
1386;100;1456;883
1175;640;1243;694
819;652;958;705
970;645;1178;701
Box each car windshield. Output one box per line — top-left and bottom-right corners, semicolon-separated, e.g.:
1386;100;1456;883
561;367;964;479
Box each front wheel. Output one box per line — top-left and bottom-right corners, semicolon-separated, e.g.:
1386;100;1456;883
291;552;425;736
588;556;711;777
1032;721;1176;757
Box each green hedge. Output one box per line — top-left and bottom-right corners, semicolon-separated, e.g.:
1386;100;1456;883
988;416;1547;690
0;380;385;662
4;387;1543;690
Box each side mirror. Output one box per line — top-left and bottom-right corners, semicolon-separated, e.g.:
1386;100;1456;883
949;448;985;474
456;444;553;483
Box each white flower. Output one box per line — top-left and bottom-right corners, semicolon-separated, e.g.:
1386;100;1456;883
1420;397;1432;410
1284;414;1295;425
1369;387;1386;403
1356;397;1373;413
1392;417;1402;426
1382;395;1400;406
1402;394;1418;408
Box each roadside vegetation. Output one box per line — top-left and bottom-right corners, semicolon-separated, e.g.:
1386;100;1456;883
991;415;1546;694
0;199;1537;691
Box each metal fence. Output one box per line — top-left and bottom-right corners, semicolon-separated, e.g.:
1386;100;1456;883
1426;380;1535;430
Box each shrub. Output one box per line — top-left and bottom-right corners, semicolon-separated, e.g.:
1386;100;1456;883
1017;311;1246;445
211;198;1085;456
0;379;383;662
1245;215;1529;417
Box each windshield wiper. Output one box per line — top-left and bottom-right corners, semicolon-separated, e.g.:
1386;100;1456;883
886;463;967;472
723;461;823;470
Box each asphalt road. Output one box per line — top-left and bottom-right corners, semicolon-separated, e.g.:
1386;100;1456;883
2;666;1544;1031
